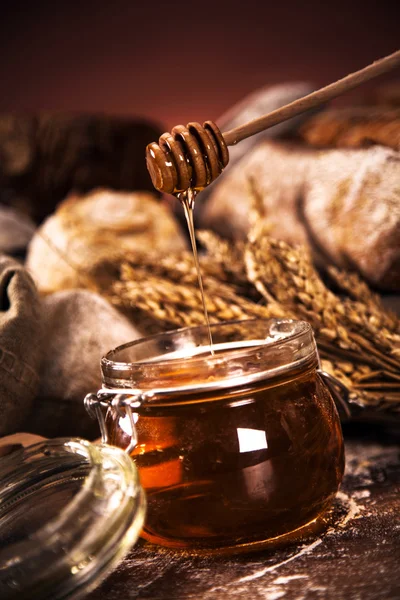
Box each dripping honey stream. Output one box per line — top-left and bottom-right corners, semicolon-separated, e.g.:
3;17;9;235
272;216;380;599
177;187;215;354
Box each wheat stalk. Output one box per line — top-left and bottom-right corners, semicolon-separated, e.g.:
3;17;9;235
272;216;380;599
109;263;286;329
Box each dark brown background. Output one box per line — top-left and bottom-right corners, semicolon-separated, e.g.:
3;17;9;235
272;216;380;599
0;0;399;128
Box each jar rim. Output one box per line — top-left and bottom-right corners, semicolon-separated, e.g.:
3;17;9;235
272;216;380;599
101;318;318;399
103;318;309;363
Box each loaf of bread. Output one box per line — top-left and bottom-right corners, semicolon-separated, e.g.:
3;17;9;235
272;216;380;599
299;107;400;151
200;141;400;291
26;189;187;294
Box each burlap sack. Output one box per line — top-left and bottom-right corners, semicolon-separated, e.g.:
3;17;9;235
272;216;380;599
0;256;43;436
25;289;141;438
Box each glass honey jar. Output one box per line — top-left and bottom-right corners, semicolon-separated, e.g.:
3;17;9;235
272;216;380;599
87;318;345;554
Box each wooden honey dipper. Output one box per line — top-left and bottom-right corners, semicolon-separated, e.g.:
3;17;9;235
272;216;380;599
146;49;400;194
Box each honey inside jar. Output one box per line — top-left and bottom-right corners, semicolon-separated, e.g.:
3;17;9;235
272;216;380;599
102;319;345;553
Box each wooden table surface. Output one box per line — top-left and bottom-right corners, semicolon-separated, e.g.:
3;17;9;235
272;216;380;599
88;422;400;600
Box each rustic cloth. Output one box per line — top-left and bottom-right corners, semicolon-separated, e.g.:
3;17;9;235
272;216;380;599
24;289;141;439
0;256;43;436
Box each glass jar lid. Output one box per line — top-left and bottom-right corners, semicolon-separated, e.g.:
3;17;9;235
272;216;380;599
0;438;146;600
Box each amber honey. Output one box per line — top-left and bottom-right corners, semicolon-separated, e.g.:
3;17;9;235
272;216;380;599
103;324;344;554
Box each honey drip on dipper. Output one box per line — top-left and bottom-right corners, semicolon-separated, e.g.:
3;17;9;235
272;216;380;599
146;121;229;351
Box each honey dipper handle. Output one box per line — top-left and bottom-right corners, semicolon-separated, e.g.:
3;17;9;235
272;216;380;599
223;49;400;146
